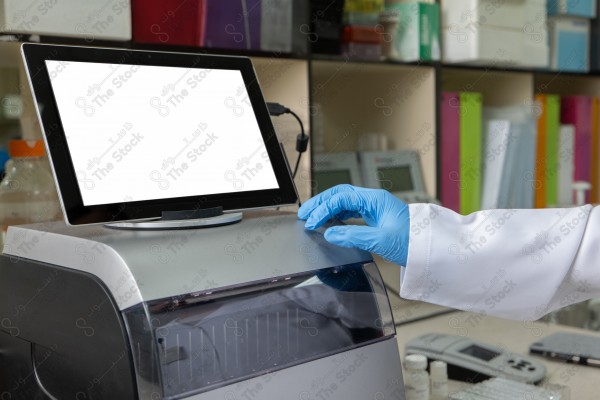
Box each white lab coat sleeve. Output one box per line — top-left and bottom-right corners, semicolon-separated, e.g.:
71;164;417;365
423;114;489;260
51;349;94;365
399;203;600;320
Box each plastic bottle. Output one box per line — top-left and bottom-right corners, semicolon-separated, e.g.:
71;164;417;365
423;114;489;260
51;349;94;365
430;360;449;400
404;354;430;400
0;140;61;247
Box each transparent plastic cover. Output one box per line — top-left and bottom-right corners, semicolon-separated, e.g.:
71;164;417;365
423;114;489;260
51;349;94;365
123;262;395;399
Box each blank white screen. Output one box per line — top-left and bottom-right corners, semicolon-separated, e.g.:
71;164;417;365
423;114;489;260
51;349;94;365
46;60;279;206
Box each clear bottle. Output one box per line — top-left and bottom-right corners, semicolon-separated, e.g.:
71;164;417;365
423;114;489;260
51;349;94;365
430;360;449;400
404;354;430;400
0;140;62;247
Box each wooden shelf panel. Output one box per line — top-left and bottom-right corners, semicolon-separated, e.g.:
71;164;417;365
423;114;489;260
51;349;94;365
441;68;534;107
535;73;600;97
311;60;437;197
0;42;21;68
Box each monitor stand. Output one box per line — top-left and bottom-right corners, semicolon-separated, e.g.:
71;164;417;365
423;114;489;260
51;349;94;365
104;207;242;230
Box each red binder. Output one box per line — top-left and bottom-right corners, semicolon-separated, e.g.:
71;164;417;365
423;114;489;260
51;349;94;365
591;98;599;203
440;92;461;212
561;96;593;202
132;0;206;46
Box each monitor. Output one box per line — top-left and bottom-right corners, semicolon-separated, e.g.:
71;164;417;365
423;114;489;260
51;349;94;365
312;152;363;194
21;44;298;226
359;150;426;196
376;165;414;192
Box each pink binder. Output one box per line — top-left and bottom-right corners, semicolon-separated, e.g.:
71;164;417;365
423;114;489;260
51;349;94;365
561;96;592;202
440;92;461;212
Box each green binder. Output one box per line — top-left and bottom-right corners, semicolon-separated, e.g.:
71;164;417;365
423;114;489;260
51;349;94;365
545;95;560;207
460;92;483;214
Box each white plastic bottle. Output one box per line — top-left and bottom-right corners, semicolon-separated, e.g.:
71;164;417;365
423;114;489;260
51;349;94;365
404;354;430;400
430;360;449;400
0;140;61;247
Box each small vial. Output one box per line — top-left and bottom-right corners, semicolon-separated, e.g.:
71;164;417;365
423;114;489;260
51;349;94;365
430;360;449;400
404;354;429;400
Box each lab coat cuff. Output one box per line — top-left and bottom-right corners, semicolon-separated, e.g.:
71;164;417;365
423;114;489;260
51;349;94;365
400;203;436;302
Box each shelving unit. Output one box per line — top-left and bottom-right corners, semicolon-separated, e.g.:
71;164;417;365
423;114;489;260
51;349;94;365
1;25;599;205
311;59;437;195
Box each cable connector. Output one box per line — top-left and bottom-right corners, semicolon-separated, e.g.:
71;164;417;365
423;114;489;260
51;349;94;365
266;101;308;179
266;102;290;116
296;133;309;153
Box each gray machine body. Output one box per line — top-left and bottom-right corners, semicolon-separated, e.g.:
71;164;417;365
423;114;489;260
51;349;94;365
1;211;404;399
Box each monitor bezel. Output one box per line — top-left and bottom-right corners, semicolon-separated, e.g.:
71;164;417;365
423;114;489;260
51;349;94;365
21;43;298;225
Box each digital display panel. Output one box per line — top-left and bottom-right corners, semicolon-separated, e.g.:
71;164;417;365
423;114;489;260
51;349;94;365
23;44;298;224
376;166;414;192
459;345;501;361
46;60;279;206
313;169;353;193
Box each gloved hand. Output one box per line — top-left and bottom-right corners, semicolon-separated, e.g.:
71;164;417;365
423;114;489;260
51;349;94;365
298;185;410;267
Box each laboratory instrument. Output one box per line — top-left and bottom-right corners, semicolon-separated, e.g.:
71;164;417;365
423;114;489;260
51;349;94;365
405;333;546;384
0;212;405;399
529;332;600;367
359;150;436;204
312;152;363;193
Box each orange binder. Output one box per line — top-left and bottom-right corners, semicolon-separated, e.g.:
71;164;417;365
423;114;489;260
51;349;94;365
534;94;547;208
591;97;599;203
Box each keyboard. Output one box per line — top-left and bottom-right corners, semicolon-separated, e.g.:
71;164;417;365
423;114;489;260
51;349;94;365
449;377;562;400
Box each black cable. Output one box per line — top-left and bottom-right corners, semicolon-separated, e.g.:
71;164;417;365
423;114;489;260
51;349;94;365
266;102;308;180
394;309;460;327
292;152;302;179
287;109;306;179
287;109;305;138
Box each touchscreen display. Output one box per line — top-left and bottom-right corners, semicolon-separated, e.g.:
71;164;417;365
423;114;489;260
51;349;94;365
376;166;414;192
45;60;279;206
459;345;500;361
313;169;352;193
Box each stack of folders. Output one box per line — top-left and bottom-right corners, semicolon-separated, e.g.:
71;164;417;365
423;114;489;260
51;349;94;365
480;106;537;210
132;0;308;53
439;92;481;215
537;95;600;206
440;92;600;214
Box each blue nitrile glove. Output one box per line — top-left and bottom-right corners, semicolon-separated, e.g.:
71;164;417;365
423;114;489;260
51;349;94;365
298;185;410;267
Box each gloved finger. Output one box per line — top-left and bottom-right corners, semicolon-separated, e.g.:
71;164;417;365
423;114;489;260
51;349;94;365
337;210;362;221
324;225;381;254
298;184;356;220
304;191;367;229
326;226;408;266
